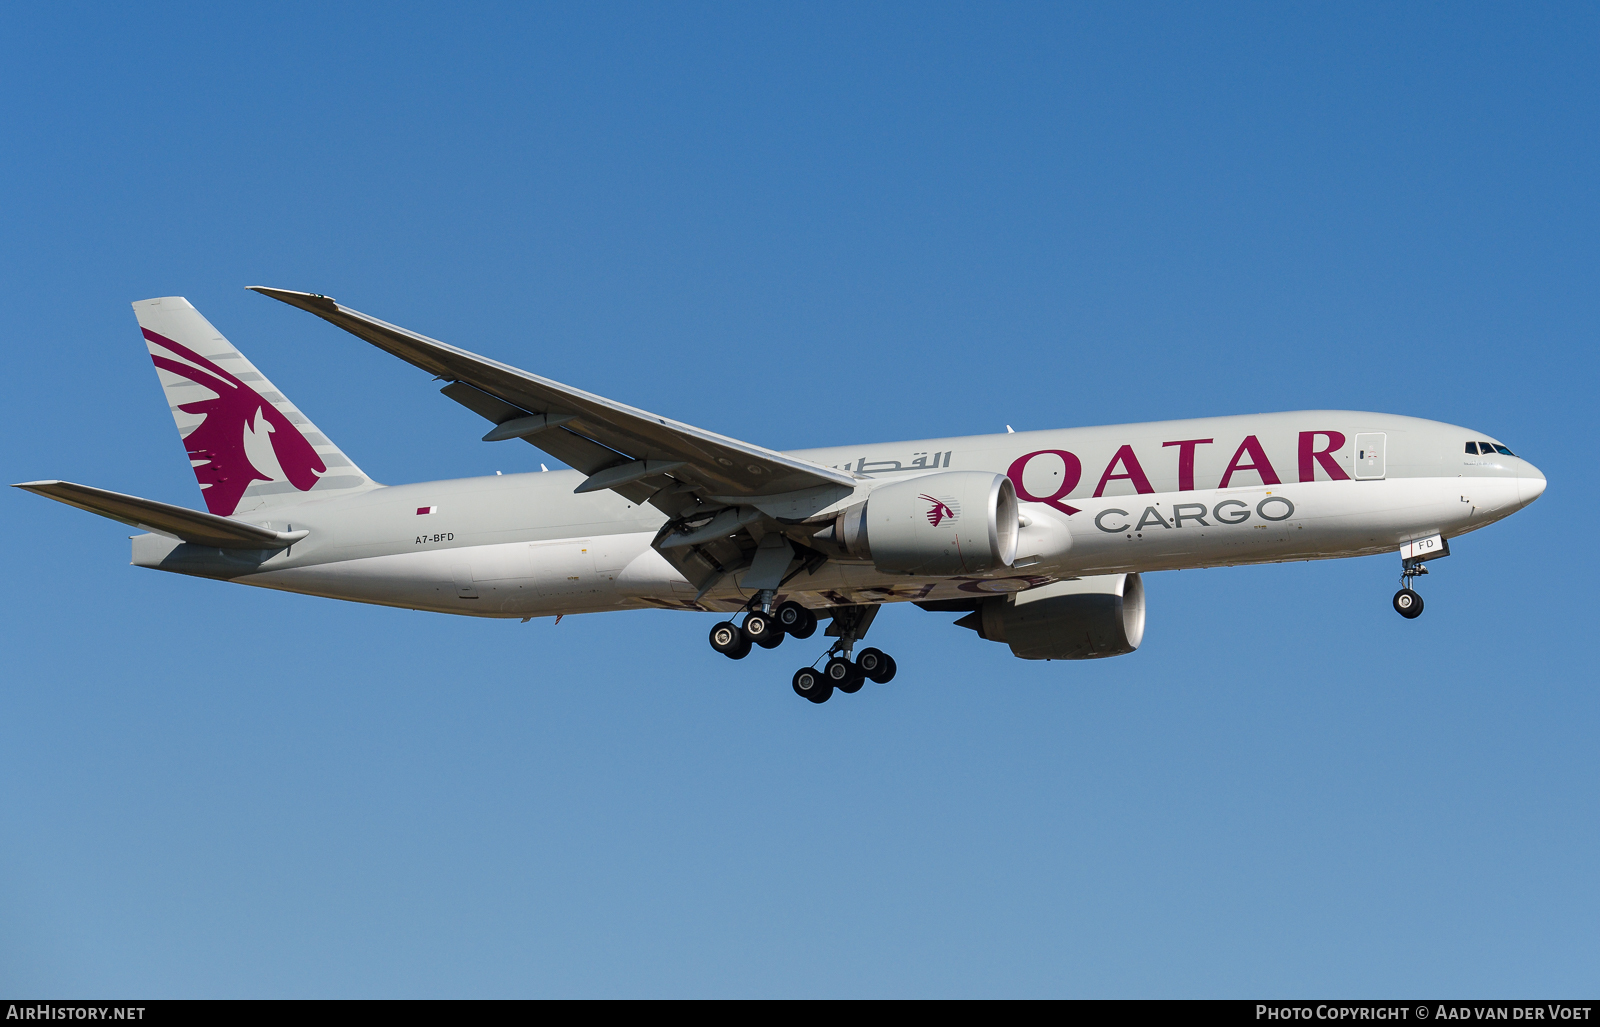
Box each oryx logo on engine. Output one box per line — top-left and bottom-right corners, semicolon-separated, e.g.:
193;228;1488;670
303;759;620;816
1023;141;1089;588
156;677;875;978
919;495;958;527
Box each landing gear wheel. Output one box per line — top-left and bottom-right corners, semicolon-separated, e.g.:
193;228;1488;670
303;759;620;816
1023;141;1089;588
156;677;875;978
1393;588;1424;619
879;655;897;684
792;667;833;703
743;611;784;649
825;656;864;694
710;621;753;659
856;647;895;684
775;601;817;638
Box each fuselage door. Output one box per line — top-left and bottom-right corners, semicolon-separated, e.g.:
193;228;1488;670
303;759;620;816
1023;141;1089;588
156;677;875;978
451;557;478;599
1354;433;1387;480
532;540;599;599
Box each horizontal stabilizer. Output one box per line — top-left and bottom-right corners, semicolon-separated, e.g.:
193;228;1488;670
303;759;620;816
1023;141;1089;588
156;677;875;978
14;480;309;550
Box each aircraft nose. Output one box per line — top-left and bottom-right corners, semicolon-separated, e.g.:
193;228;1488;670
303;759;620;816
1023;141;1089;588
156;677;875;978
1519;462;1547;506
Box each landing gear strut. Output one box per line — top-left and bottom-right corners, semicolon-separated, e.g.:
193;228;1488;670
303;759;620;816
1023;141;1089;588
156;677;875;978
1393;556;1430;620
1392;535;1451;620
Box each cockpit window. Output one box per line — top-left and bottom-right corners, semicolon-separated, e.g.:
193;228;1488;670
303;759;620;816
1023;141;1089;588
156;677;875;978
1492;444;1514;456
1465;442;1478;454
1479;441;1496;455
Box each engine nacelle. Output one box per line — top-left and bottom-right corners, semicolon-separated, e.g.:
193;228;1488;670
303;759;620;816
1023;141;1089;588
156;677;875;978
835;471;1019;576
959;573;1145;660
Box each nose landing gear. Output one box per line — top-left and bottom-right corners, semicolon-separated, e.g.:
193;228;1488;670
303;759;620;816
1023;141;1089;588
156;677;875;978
1392;538;1447;619
1393;562;1428;619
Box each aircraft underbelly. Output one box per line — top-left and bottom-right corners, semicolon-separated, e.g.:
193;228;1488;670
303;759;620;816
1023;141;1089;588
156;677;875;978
246;535;653;616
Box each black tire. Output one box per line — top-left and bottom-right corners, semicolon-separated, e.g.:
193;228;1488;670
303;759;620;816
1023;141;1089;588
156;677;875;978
792;667;833;703
826;656;863;693
709;620;744;656
856;647;894;684
879;655;897;684
776;601;817;639
1393;588;1424;619
743;611;784;649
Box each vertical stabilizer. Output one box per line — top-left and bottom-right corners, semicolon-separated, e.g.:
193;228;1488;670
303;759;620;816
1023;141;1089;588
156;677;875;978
132;296;377;517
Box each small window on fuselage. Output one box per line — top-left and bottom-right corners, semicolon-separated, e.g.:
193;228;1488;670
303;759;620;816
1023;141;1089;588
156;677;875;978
1493;444;1514;456
1465;442;1478;454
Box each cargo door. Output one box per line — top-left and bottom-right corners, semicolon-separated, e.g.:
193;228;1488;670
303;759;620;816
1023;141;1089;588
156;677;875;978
532;540;600;599
469;544;534;608
1354;433;1387;480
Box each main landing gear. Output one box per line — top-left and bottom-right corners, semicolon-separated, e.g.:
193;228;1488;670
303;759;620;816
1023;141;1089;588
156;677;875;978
794;647;897;704
709;601;898;703
709;600;813;658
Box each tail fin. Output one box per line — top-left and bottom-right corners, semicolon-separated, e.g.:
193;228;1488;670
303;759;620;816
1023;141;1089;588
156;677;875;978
132;296;377;517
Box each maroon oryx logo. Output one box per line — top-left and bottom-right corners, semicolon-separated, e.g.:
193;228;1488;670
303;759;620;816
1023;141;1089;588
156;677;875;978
143;327;326;516
919;494;957;527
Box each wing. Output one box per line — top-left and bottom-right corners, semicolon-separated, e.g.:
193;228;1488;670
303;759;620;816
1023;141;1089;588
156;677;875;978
250;288;862;598
249;288;853;499
15;480;309;550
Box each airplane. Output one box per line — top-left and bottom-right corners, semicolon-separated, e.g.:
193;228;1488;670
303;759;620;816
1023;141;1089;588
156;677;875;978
16;291;1547;703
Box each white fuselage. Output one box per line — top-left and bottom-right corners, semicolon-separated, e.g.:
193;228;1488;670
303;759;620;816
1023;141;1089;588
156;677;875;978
131;410;1546;618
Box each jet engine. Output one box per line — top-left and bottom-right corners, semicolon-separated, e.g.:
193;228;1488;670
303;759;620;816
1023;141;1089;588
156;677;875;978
956;573;1145;660
832;471;1019;576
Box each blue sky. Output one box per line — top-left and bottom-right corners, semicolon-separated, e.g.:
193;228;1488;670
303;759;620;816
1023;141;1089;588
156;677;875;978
2;3;1595;997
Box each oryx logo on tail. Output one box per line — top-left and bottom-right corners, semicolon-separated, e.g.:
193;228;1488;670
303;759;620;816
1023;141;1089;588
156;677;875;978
132;295;374;518
919;494;958;527
143;328;325;516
